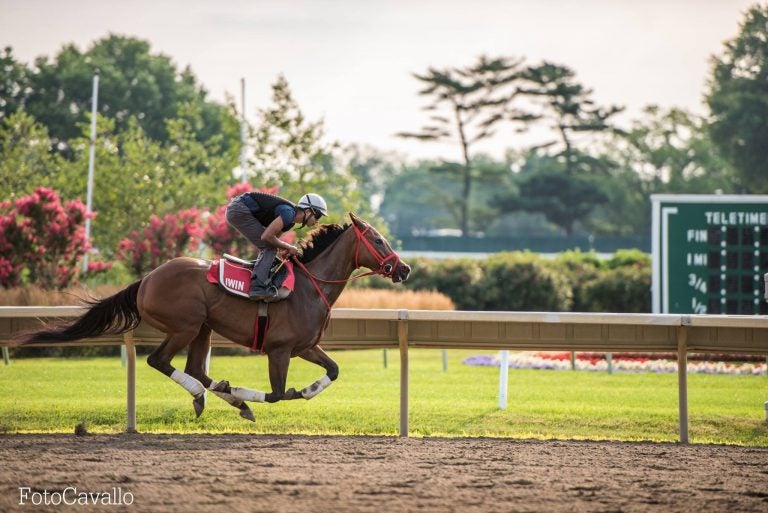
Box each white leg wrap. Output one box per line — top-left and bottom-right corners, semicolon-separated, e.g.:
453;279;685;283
301;375;332;399
170;370;205;397
231;387;266;403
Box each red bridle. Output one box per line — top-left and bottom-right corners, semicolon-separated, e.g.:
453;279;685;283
291;222;403;310
351;221;402;279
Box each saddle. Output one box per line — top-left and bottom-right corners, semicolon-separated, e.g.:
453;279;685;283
206;254;296;302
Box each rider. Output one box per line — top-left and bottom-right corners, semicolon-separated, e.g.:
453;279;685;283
226;191;328;299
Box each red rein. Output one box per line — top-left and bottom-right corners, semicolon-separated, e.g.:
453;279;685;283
291;222;402;310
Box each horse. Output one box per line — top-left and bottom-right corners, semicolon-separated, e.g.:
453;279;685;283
18;212;411;422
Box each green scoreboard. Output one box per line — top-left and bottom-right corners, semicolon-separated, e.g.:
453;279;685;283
652;194;768;315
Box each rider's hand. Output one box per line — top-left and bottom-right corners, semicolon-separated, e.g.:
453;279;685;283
283;245;299;257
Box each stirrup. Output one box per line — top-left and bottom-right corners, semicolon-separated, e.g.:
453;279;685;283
248;284;278;300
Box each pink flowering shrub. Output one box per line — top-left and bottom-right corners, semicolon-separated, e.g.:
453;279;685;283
117;208;205;277
117;184;299;277
0;187;98;289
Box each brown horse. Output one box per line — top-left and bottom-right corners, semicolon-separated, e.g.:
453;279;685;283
20;212;410;421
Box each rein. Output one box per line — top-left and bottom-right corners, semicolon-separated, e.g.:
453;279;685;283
291;222;402;310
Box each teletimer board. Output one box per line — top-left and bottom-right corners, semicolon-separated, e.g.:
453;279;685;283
651;195;768;315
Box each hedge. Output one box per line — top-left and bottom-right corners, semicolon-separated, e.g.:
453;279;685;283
403;250;651;313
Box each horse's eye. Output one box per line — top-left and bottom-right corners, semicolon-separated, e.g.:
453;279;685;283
375;238;383;245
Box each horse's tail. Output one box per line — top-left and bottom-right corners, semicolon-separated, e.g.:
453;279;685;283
17;280;143;345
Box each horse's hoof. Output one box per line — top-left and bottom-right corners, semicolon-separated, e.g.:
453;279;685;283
239;404;255;422
193;394;205;418
211;380;230;393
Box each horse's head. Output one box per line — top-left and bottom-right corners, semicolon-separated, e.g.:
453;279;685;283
349;212;411;283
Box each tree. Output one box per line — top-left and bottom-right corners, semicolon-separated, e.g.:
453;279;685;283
0;187;93;289
248;75;369;226
378;161;456;237
398;55;531;235
0;46;30;127
0;111;61;200
588;105;737;237
512;166;607;235
581;166;648;237
250;75;335;190
16;34;238;154
46;104;240;256
341;144;403;213
2;36;244;257
706;3;768;193
522;61;623;174
612;105;735;193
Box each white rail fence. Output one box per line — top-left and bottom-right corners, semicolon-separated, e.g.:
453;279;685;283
2;307;767;442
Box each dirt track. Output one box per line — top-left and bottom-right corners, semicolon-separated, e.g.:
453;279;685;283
1;434;767;513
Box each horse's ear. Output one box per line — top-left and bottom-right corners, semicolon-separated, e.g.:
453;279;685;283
348;212;362;225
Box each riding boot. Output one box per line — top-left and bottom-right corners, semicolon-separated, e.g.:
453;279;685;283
249;248;278;300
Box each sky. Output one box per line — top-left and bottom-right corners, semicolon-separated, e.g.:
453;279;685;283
0;0;758;161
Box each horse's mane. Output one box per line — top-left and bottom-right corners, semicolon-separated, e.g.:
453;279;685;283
296;223;350;264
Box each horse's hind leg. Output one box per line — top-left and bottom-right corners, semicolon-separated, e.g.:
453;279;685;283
184;325;213;389
184;325;255;422
284;345;338;400
147;330;208;417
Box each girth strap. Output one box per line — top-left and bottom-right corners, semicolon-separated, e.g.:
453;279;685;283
251;302;269;353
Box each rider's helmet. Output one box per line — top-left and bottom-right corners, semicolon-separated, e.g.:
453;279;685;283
296;193;328;219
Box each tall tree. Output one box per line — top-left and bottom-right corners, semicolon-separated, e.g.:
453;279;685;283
497;152;608;235
341;144;403;214
0;111;60;199
52;108;238;256
522;62;623;174
249;75;369;225
0;47;30;127
15;34;238;154
398;55;531;235
615;105;734;193
706;3;768;193
250;75;335;190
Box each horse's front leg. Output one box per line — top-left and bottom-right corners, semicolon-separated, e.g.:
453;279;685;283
217;351;288;407
263;348;292;403
218;350;290;406
284;345;338;400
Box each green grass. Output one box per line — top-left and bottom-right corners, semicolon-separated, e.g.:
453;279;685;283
1;350;766;445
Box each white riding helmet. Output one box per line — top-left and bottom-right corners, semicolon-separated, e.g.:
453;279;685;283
296;193;328;218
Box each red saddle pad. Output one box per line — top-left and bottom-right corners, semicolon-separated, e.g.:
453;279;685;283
206;258;295;298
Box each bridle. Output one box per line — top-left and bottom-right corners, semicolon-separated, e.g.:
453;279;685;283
291;222;403;310
351;221;401;279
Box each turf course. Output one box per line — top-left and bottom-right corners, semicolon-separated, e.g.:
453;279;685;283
1;350;766;445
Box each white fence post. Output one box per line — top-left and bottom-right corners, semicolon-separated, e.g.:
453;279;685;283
124;331;137;434
398;310;409;437
677;326;689;444
498;350;509;409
